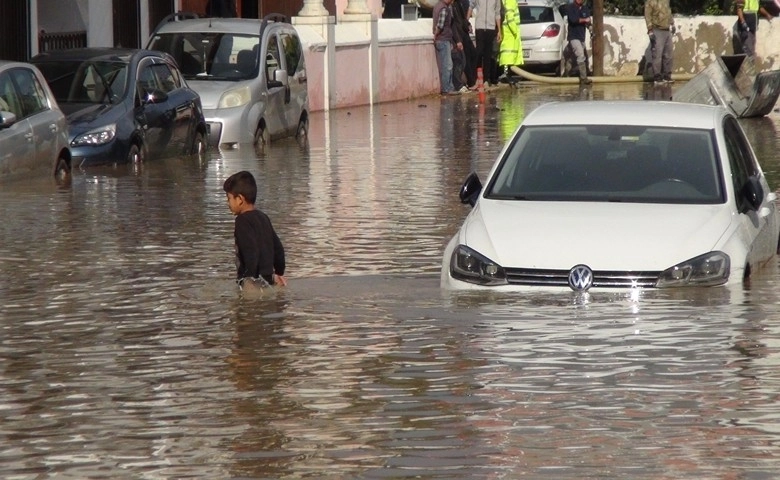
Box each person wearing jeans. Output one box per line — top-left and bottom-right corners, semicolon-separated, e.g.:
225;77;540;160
433;0;462;95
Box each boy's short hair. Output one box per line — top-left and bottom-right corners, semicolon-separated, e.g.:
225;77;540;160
223;171;257;204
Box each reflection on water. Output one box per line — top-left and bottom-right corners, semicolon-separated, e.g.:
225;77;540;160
3;84;780;478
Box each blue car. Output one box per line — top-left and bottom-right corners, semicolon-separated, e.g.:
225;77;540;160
31;48;207;168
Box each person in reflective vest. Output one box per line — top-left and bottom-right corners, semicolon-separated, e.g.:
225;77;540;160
735;0;773;56
498;0;523;80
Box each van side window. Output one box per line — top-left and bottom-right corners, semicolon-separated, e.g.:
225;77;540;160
265;34;281;84
280;32;304;75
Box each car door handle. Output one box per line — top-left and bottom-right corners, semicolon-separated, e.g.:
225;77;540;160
49;124;58;133
24;133;33;142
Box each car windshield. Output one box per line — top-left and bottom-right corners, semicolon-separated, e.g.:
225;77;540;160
148;32;260;81
37;60;127;105
486;125;724;204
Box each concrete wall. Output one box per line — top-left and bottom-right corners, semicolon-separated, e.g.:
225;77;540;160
295;14;780;111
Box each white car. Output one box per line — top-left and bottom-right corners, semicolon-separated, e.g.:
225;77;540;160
519;0;567;75
441;101;780;292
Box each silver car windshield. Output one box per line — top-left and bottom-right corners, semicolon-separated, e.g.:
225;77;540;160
148;33;260;81
486;125;724;204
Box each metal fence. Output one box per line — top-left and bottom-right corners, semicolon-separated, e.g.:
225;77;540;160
39;31;88;53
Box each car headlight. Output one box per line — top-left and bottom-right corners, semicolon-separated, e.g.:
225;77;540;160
218;85;251;108
71;124;116;147
656;251;730;287
450;245;507;286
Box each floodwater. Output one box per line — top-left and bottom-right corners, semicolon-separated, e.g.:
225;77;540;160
3;83;780;479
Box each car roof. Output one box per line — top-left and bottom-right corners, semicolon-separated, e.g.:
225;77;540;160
154;17;287;36
522;101;726;130
30;47;161;63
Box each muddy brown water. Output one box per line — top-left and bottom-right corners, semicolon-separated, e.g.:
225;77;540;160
3;83;780;478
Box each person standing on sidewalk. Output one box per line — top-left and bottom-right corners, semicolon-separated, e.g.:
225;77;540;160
433;0;463;95
471;0;502;88
451;0;477;91
645;0;675;84
566;0;592;85
735;0;773;57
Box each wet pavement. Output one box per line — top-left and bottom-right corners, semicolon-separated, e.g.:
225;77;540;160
3;82;780;478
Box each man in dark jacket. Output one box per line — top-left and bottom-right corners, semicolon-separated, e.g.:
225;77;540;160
566;0;592;85
451;0;476;91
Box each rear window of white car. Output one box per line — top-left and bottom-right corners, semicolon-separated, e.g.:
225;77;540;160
487;125;724;204
519;6;555;24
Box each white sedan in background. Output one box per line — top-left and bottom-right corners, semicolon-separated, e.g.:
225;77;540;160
441;101;780;292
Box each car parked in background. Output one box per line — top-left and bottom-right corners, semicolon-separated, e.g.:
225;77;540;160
147;13;309;151
0;60;71;180
442;101;780;292
519;0;567;76
31;48;207;168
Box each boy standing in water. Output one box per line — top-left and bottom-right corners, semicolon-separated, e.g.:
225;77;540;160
223;171;287;289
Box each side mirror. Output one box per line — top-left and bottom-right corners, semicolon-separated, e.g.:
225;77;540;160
268;69;288;89
0;110;17;129
459;172;483;207
739;176;764;213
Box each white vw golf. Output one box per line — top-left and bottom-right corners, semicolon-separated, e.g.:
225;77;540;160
441;101;780;291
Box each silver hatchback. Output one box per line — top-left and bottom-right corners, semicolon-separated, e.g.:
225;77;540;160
0;60;71;181
147;13;309;151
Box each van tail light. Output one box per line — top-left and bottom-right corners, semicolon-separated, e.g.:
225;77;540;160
542;24;561;38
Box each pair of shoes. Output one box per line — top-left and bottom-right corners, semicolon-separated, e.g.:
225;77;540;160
458;86;469;93
468;84;479;91
663;78;675;84
446;90;461;95
653;79;665;86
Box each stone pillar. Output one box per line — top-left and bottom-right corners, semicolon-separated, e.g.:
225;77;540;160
344;0;370;15
299;0;329;17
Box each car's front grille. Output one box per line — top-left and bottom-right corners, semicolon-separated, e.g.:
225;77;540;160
504;268;661;288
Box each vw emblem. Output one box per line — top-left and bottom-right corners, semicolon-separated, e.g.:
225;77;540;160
568;264;594;291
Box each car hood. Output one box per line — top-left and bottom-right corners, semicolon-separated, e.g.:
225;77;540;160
64;103;126;133
460;200;735;271
188;80;253;110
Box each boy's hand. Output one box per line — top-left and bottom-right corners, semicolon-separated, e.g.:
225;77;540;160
273;273;288;286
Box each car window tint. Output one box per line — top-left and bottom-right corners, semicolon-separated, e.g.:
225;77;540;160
0;71;22;118
137;63;159;103
487;125;722;204
723;116;759;205
265;34;281;83
281;32;303;75
723;116;759;178
9;68;47;118
519;6;552;24
152;64;177;93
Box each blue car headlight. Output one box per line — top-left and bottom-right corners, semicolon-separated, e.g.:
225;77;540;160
450;245;507;286
656;251;730;287
72;124;116;147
